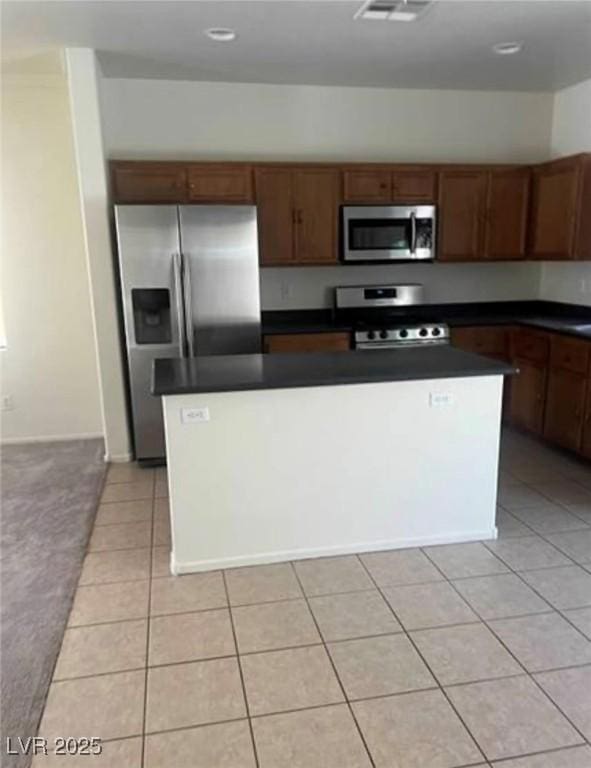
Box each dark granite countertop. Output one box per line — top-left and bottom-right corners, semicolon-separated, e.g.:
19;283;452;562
153;347;515;397
262;301;591;341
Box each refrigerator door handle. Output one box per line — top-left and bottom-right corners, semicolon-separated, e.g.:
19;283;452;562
181;252;195;357
172;252;187;357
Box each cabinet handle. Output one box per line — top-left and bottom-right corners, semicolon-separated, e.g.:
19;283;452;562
297;210;303;225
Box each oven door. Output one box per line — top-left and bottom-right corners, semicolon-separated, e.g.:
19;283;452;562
342;205;435;262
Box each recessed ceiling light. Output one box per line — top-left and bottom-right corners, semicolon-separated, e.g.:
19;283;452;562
205;28;236;42
493;41;523;55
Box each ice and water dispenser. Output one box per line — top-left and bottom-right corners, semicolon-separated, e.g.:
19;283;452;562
131;289;172;345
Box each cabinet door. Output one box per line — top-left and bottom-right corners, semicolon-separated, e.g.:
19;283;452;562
437;171;487;261
510;358;547;434
264;332;350;353
484;170;530;260
294;169;340;264
510;328;549;365
543;369;586;452
582;384;591;459
255;168;294;266
450;326;508;360
187;164;253;202
392;169;436;203
111;163;187;203
343;169;391;202
530;158;580;260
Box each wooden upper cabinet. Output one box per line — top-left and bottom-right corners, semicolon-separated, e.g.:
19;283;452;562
391;169;436;203
111;163;188;203
293;168;340;264
342;167;436;203
187;164;253;203
343;169;391;203
529;154;591;260
254;168;294;265
483;169;530;260
437;170;487;261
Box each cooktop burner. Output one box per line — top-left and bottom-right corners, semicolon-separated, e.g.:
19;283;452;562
353;321;450;349
334;283;450;349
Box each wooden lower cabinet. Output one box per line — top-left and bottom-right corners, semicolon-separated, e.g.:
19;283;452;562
263;332;350;353
543;368;587;452
582;386;591;460
509;358;547;434
450;326;508;360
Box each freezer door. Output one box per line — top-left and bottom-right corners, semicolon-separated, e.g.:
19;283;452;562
114;205;182;461
179;205;261;355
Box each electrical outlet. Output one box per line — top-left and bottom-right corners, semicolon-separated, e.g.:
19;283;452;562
280;280;290;301
429;392;453;408
181;406;210;424
1;395;14;412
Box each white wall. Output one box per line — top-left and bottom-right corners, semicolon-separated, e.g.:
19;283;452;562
101;78;553;163
550;78;591;158
66;49;133;461
1;53;103;442
261;263;542;310
539;264;591;308
539;78;591;308
99;76;555;312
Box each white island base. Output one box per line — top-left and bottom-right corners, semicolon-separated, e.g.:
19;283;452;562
162;375;502;575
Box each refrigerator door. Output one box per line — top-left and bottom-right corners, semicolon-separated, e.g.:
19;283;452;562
115;205;183;461
179;206;261;355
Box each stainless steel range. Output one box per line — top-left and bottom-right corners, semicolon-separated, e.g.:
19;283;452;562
334;284;450;350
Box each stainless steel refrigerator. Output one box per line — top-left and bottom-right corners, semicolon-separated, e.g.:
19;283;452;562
114;205;261;462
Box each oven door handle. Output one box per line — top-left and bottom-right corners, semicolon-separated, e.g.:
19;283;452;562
410;212;417;255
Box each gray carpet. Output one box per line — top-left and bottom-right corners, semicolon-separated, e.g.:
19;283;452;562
1;439;106;768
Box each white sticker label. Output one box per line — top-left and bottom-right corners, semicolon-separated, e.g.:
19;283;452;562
429;392;454;408
181;407;210;424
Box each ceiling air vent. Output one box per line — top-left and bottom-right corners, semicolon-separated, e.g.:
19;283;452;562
355;0;433;22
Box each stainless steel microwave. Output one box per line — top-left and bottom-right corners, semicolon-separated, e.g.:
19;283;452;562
342;205;436;262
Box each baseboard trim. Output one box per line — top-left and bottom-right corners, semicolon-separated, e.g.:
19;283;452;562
170;528;498;575
105;453;134;464
1;432;104;446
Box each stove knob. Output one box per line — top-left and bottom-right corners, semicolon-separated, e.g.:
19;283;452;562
399;329;409;339
367;330;376;340
419;328;428;337
432;327;441;337
380;330;389;340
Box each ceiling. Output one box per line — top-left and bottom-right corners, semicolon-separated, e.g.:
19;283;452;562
2;0;591;92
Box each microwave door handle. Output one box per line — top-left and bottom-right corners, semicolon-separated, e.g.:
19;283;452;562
181;253;195;357
172;252;187;357
410;212;417;255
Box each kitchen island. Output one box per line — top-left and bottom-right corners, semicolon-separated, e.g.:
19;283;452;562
153;348;514;575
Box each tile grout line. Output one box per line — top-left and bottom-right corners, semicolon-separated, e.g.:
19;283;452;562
429;545;591;748
140;470;156;768
356;552;491;765
222;569;261;768
478;542;591;641
287;560;377;768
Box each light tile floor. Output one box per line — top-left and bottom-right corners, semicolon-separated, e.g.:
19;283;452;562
33;431;591;767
